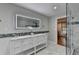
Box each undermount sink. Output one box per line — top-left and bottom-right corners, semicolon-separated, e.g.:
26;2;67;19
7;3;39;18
30;32;34;35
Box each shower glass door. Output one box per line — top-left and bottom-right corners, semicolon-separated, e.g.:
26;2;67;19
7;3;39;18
66;3;73;55
69;3;79;55
66;3;79;55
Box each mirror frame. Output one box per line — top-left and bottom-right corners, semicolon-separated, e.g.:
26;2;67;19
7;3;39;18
15;14;41;30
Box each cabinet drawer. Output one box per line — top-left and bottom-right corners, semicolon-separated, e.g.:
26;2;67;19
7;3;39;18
10;39;22;49
22;38;33;51
33;35;47;46
22;38;32;45
22;43;33;51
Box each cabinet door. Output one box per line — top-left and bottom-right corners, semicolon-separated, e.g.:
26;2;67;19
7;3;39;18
39;34;47;44
33;34;47;46
33;36;39;46
0;38;10;55
21;37;33;51
10;39;22;54
33;35;44;46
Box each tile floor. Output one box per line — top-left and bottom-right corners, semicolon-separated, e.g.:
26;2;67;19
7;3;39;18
36;43;66;55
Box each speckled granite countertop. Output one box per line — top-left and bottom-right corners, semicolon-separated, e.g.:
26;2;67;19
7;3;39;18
0;31;49;38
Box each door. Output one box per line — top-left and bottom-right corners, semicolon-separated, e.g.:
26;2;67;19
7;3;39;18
57;17;67;46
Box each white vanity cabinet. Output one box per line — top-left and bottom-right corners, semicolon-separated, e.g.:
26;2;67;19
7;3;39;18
0;38;10;55
10;37;33;55
33;34;47;47
21;37;33;51
10;39;22;54
9;33;48;55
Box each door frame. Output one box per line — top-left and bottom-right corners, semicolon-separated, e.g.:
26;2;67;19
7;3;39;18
57;16;67;46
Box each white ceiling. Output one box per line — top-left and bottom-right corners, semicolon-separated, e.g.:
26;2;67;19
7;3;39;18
14;3;66;17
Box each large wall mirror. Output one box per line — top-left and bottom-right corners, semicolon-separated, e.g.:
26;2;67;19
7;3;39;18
16;14;41;29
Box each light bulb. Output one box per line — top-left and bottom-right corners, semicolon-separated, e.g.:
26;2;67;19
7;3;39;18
54;6;57;10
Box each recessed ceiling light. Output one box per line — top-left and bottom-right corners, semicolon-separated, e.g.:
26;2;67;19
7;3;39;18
54;6;57;10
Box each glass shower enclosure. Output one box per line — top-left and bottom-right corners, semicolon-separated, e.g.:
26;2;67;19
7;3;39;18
66;3;79;55
66;3;73;55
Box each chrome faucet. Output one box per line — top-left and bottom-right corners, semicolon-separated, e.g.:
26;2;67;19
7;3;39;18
27;26;34;35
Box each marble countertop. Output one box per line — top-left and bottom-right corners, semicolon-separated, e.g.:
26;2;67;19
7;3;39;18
11;33;46;40
0;31;49;38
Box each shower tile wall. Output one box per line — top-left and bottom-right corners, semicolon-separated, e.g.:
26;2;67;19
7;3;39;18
70;16;79;49
72;22;79;48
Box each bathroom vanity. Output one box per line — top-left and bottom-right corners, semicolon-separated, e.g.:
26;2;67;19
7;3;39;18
0;32;48;55
0;14;48;55
10;33;48;55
